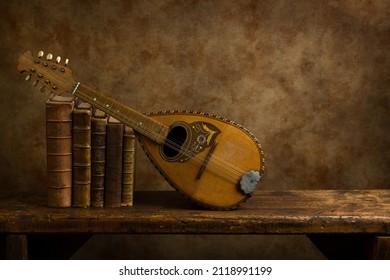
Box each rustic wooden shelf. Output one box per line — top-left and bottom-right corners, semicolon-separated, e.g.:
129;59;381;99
0;190;389;259
1;190;390;234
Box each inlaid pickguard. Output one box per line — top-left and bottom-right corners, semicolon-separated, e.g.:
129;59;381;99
160;121;221;163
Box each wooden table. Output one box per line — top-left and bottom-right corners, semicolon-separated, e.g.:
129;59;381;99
1;190;390;259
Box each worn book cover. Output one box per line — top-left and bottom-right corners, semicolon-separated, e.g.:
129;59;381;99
91;109;107;207
105;116;123;207
72;101;92;208
46;95;74;207
122;126;136;207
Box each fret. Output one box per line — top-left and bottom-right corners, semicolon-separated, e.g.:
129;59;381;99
74;83;169;144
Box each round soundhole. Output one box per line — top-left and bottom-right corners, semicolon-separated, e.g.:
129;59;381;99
161;123;189;161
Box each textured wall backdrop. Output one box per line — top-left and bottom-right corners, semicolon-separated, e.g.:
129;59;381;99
0;0;389;259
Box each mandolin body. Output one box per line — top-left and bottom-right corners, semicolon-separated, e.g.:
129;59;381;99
137;110;265;210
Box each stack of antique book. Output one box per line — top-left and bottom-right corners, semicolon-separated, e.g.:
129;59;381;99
45;95;136;208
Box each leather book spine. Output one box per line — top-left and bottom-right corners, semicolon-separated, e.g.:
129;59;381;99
121;126;136;207
46;96;74;207
91;110;107;207
72;102;92;208
105;117;123;207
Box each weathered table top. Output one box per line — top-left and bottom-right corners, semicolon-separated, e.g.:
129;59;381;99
0;190;389;234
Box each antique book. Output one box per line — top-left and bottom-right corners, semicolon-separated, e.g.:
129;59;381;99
46;95;75;207
91;109;107;207
72;102;92;207
121;126;136;207
104;116;123;207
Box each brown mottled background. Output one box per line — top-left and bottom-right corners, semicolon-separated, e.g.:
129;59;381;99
0;0;389;259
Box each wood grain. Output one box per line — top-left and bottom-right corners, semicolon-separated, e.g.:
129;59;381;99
0;190;389;234
372;236;390;259
6;235;27;260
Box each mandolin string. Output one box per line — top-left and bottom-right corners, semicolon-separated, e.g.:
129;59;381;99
41;71;249;182
51;88;244;182
73;88;247;182
73;87;248;183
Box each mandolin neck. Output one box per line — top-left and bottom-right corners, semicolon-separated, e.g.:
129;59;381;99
73;82;169;144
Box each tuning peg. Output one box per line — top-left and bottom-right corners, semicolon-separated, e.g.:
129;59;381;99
56;56;61;63
38;51;44;58
40;86;47;93
64;58;69;66
46;53;53;61
33;80;38;87
25;74;31;81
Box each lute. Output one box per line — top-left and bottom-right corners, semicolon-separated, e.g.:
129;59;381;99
17;50;265;210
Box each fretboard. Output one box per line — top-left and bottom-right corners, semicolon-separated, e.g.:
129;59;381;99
73;82;169;144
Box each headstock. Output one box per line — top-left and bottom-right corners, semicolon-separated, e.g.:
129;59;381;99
17;50;76;96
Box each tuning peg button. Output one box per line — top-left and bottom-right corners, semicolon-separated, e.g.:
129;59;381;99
56;56;61;63
46;53;53;61
38;51;44;58
64;58;69;66
25;74;31;81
